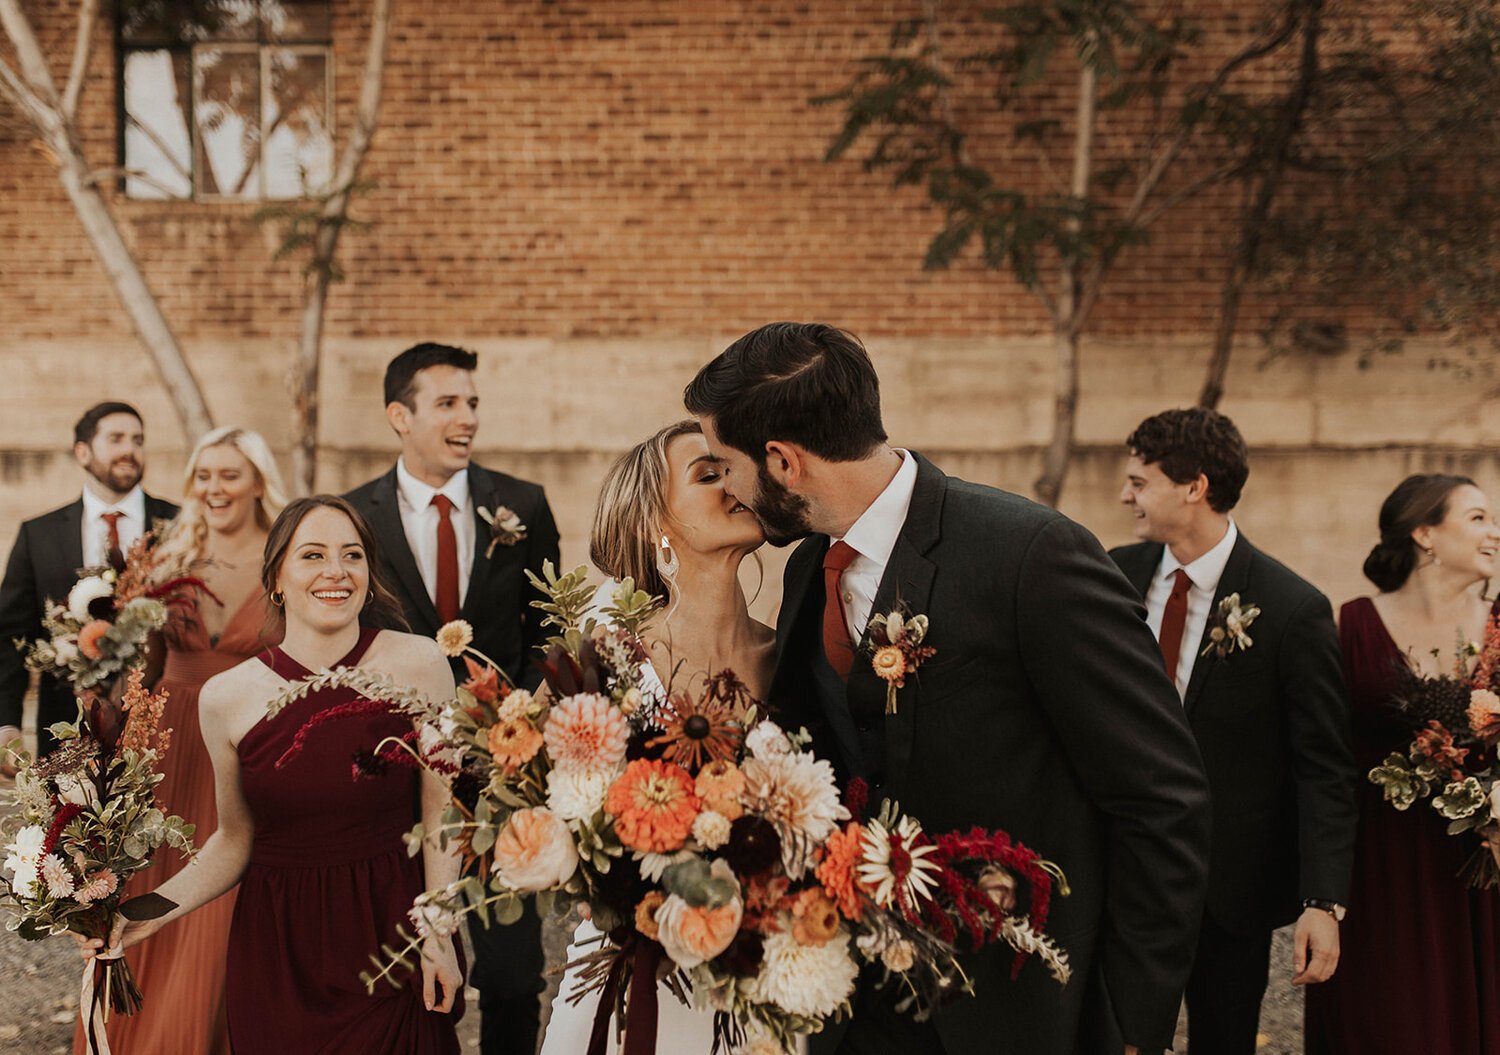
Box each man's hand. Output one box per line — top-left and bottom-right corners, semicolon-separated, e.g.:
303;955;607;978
0;726;22;778
1291;906;1341;985
1125;1047;1139;1055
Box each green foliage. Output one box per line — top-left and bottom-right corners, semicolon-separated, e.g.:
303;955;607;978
252;179;378;283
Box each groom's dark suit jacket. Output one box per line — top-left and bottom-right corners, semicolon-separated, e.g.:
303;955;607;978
772;454;1211;1054
345;463;559;690
1110;534;1357;934
0;494;180;755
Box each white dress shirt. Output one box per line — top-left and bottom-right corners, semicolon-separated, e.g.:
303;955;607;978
80;485;147;568
395;458;475;610
830;450;919;643
1145;519;1239;699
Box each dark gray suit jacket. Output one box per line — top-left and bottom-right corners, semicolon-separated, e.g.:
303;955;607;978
773;453;1210;1053
344;463;560;690
1110;534;1357;933
0;494;179;753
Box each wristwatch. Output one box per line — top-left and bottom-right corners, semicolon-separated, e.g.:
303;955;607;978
1303;898;1346;922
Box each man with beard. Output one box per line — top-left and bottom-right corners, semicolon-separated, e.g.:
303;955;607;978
0;402;179;773
685;323;1211;1055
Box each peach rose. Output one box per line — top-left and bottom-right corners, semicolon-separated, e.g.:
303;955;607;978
76;620;111;660
655;889;744;970
492;807;578;892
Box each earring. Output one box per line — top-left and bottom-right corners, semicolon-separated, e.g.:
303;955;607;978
270;590;285;607
1421;544;1440;566
656;534;679;582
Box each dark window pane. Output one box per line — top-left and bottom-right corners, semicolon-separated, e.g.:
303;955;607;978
119;0;256;44
122;48;193;199
260;0;332;43
263;48;331;197
194;46;261;197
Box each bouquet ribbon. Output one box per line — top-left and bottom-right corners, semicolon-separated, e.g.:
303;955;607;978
586;933;661;1055
79;955;118;1055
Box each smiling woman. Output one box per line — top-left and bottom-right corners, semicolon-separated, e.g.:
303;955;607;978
260;495;407;632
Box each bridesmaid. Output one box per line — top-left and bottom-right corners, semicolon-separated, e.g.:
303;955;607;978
79;495;464;1053
76;425;285;1055
1307;474;1500;1053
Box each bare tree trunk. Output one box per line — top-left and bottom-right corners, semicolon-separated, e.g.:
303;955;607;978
0;0;214;442
1200;0;1323;409
1034;55;1097;509
291;0;394;495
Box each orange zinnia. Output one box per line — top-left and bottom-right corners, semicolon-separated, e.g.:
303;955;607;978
606;758;701;854
487;717;543;770
815;821;866;921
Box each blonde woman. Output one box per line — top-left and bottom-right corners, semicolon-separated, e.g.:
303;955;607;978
75;426;286;1055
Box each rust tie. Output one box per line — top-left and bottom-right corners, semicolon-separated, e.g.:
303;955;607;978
101;511;125;572
1159;568;1194;687
822;540;860;680
431;494;460;624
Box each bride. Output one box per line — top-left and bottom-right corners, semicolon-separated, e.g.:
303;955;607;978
539;419;775;1054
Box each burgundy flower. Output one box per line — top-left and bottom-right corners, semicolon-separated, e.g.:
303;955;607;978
722;815;781;877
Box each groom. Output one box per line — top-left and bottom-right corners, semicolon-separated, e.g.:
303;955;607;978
345;343;560;1055
685;323;1211;1055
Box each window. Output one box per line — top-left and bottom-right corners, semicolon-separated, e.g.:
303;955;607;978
119;0;333;200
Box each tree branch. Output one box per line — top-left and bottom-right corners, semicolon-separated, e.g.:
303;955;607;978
61;0;99;120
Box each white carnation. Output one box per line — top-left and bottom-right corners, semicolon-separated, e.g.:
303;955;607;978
691;809;732;850
745;721;791;760
67;575;115;622
752;928;859;1018
545;767;615;823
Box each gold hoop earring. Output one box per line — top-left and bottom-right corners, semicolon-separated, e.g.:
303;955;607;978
270;590;285;607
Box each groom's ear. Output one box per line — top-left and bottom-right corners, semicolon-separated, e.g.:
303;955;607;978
1184;472;1211;505
386;400;412;437
763;440;806;485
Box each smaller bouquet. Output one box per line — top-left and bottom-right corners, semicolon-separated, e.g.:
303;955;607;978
0;670;195;1052
17;535;208;695
1369;612;1500;887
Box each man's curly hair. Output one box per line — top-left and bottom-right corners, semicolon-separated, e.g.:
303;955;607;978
1126;408;1249;513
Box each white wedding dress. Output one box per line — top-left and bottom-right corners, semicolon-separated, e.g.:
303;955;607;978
538;583;721;1055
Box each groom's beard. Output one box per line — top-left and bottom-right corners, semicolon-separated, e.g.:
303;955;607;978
749;463;814;547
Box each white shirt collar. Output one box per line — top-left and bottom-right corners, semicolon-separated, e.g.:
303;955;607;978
836;449;918;569
396;458;470;513
81;483;145;523
1159;518;1238;592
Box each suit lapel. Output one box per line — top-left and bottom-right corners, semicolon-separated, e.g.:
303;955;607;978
775;539;822;670
463;466;499;617
1183;532;1255;716
1119;543;1163;601
53;501;84;577
866;453;944;799
366;468;440;629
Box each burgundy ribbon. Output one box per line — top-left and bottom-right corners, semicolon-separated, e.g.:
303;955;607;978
586;934;662;1055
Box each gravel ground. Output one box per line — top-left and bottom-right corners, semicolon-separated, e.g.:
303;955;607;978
0;914;1303;1053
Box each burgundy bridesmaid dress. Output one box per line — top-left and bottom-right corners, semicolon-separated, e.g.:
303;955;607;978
227;627;462;1054
1305;597;1500;1054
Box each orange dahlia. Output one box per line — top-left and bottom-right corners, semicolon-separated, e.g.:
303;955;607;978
816;821;866;921
605;758;702;853
487;717;543;770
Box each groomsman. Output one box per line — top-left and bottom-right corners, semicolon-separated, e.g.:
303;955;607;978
0;401;179;773
1110;407;1357;1055
345;343;559;1055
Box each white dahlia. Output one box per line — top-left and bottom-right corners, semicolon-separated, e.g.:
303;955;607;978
742;751;849;878
752;928;859;1019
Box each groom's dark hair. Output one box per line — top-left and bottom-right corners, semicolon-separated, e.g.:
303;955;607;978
1127;407;1249;513
683;322;887;462
384;342;478;409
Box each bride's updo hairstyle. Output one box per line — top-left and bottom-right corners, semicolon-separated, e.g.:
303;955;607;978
1363;473;1477;592
153;426;288;573
591;419;702;601
261;495;407;628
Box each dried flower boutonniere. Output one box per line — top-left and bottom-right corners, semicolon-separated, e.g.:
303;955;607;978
1202;593;1260;659
866;606;937;715
477;505;527;557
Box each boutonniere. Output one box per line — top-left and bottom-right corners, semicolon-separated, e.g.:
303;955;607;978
477;505;527;557
866;605;937;715
1202;592;1260;659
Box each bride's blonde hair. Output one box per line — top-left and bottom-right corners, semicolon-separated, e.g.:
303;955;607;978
591;419;702;601
153;427;288;574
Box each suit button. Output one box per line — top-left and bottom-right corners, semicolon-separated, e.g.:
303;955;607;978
857;721;871;733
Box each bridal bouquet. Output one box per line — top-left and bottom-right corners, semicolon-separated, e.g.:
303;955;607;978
17;535;207;694
271;564;1070;1053
0;670;194;1051
1369;610;1500;887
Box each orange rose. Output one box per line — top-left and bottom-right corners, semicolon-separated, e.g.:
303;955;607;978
487;717;543;770
492;807;578;892
76;620;111;660
790;888;840;946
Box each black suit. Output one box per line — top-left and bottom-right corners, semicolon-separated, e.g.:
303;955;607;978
345;462;559;1055
775;454;1211;1055
1110;533;1357;1054
0;494;179;758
